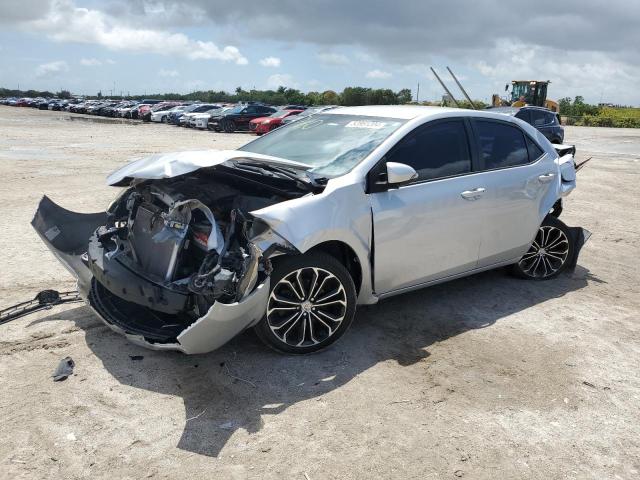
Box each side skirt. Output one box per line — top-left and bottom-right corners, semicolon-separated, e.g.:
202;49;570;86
376;258;520;300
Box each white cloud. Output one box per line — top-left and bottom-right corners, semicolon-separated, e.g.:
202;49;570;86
355;51;376;63
159;69;179;77
105;58;116;65
317;52;349;65
366;69;392;79
259;56;281;68
28;0;248;65
35;60;69;78
267;73;297;89
80;57;101;66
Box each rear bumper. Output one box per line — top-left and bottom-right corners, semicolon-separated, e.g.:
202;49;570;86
31;196;270;354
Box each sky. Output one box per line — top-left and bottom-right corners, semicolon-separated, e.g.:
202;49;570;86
0;0;639;105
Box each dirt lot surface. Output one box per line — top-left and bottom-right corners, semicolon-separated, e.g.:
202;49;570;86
0;107;639;480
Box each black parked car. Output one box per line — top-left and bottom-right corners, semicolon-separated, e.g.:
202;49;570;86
489;106;564;144
208;104;277;132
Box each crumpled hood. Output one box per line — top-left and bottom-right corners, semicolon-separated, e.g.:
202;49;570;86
106;149;309;186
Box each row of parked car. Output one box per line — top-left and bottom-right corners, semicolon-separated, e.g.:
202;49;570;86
146;101;338;134
0;96;337;134
1;96;563;141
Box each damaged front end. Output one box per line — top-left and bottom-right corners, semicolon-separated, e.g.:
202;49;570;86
32;164;304;354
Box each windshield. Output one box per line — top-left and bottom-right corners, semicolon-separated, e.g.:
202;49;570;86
270;110;293;118
239;114;406;177
225;106;245;115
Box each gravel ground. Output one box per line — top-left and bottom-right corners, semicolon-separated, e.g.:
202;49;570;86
0;107;638;480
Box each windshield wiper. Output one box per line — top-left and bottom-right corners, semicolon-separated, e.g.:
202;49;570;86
233;161;326;191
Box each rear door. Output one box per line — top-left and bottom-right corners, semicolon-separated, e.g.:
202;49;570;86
469;119;556;267
369;118;486;294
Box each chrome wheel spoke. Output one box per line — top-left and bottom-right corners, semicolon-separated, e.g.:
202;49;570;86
279;279;304;301
314;287;344;304
314;298;347;308
311;312;335;335
272;294;300;306
310;274;330;300
545;251;567;262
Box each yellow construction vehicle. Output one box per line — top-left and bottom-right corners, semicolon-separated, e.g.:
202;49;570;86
492;80;559;112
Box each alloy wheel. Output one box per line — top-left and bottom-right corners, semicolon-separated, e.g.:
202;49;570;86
267;267;347;347
518;226;570;278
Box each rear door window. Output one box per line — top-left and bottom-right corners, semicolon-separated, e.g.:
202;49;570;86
515;109;531;124
545;112;557;125
386;120;471;181
530;110;547;127
474;121;530;170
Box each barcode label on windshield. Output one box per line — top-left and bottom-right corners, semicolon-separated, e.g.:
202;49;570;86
345;120;386;129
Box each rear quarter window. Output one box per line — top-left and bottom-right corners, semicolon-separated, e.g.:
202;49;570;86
526;137;545;162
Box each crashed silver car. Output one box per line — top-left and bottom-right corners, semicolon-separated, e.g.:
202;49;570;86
32;106;587;355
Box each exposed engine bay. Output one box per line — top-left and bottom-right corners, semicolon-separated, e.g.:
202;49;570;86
81;165;313;344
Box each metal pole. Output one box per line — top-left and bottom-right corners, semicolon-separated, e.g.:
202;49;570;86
416;82;420;103
446;67;477;109
430;67;460;107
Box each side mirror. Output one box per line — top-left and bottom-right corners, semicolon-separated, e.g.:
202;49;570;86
386;162;418;186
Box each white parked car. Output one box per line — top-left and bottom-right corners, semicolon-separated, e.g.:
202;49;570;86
190;109;221;129
150;107;177;123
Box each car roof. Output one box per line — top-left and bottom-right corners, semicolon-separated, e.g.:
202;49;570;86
486;105;555;116
326;105;465;120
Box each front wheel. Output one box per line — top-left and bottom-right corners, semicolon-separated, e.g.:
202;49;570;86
222;119;236;133
511;216;574;280
254;253;357;354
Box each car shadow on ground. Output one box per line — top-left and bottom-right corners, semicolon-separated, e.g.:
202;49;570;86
32;265;599;457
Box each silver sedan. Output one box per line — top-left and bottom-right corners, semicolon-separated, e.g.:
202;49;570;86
32;106;587;354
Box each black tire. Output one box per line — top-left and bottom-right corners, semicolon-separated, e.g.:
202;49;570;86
160;115;166;123
222;119;236;133
511;216;575;280
254;252;357;354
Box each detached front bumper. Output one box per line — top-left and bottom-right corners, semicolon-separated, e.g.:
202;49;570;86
31;196;270;354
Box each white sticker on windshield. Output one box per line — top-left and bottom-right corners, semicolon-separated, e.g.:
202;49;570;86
345;120;386;129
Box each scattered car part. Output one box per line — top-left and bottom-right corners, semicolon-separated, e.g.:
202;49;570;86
52;357;75;382
0;290;82;325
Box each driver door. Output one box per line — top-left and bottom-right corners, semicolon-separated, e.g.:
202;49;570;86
369;119;485;294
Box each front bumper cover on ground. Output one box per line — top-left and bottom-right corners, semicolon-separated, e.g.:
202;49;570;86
31;196;270;354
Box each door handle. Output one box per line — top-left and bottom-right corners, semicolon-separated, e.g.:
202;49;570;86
538;173;556;183
460;187;486;200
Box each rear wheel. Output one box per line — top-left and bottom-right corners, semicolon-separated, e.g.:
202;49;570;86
511;216;574;280
254;253;357;354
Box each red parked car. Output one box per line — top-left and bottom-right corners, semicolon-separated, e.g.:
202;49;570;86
249;109;304;134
